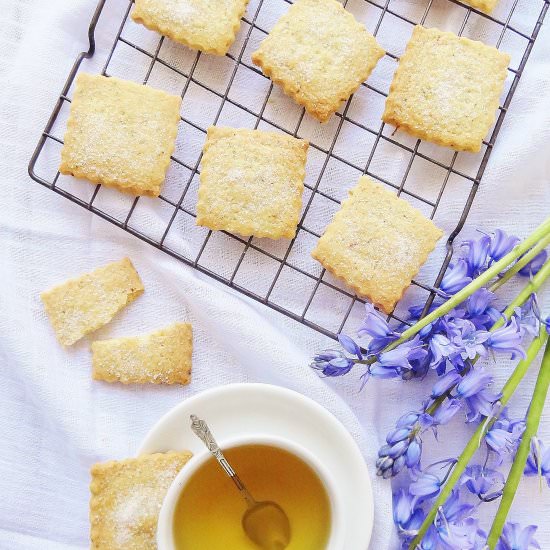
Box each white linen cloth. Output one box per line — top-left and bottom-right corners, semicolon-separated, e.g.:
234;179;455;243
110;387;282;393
0;0;549;548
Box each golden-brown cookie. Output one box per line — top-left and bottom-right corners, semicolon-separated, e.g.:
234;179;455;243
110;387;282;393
382;26;510;152
60;73;181;196
463;0;498;13
312;177;443;313
197;126;309;239
251;0;385;122
90;452;192;549
41;258;144;346
92;323;193;385
132;0;249;55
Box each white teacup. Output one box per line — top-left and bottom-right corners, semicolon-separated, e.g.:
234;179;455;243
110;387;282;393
157;434;345;549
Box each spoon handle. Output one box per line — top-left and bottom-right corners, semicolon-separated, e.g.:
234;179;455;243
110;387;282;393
190;414;256;506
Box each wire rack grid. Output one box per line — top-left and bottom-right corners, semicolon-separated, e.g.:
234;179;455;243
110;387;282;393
29;0;549;341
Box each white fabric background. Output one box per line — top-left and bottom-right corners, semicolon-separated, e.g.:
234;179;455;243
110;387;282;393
0;0;549;548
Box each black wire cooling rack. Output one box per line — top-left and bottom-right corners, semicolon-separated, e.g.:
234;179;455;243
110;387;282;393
29;0;549;340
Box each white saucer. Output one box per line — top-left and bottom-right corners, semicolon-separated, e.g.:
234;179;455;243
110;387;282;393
139;383;374;549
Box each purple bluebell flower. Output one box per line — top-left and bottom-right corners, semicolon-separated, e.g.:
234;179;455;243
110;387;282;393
440;259;473;295
393;489;415;530
489;229;520;263
435;515;481;550
495;522;540;550
388;411;430;466
369;336;427;379
461;464;504;501
464;387;501;423
311;350;355;377
337;333;362;359
408;459;456;502
431;370;462;398
393;489;425;539
378;427;423;477
486;412;525;464
516;296;541;337
463;234;491;275
417;412;435;431
456;368;493;399
387;428;412;445
405;438;422;469
451;319;490;360
392;455;407;476
375;455;394;479
429;334;457;370
409;471;442;502
432;398;462;426
357;303;398;352
455;368;500;422
388;440;410;458
397;411;420;428
487;317;525;359
525;438;550;487
403;491;477;550
467;288;495;318
440;312;466;340
406;351;431;380
413;526;439;550
519;249;548;277
368;364;401;379
544;316;550;335
441;489;474;523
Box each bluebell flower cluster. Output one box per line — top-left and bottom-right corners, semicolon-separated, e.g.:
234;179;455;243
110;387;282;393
310;228;550;549
394;488;488;549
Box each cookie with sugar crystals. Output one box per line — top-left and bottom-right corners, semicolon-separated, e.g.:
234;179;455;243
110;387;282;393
41;258;144;346
132;0;249;55
197;126;309;239
251;0;385;122
60;73;181;196
382;26;510;152
92;322;193;385
312;177;443;313
90;452;192;549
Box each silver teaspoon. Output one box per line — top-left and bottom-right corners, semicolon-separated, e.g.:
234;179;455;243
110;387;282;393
190;414;291;550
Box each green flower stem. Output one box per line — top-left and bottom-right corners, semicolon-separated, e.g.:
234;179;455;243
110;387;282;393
415;259;550;418
384;217;550;354
486;338;550;548
409;331;549;550
489;232;550;293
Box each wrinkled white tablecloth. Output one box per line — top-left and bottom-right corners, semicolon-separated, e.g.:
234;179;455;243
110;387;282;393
0;0;549;548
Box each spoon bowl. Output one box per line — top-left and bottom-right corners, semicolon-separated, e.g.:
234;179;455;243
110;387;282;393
242;500;291;550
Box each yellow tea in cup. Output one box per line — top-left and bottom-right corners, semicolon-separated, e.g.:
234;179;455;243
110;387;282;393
173;444;331;549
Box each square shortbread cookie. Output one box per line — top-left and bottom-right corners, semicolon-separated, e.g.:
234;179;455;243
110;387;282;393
463;0;498;13
41;258;144;346
90;452;192;550
197;126;309;239
312;177;443;313
382;26;510;152
92;323;193;385
60;73;181;196
251;0;385;122
132;0;249;55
